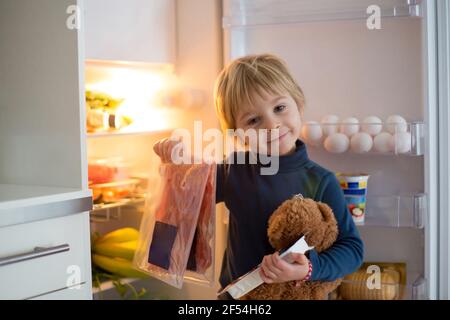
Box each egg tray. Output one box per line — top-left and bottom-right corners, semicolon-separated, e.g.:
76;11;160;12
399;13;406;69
301;120;424;156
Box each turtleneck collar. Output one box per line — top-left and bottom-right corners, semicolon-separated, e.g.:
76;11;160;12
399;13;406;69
250;139;311;173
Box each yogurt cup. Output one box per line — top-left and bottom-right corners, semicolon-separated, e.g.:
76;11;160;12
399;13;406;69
337;173;369;189
336;173;370;224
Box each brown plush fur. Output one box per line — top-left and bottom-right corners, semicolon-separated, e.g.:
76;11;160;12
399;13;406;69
241;196;342;300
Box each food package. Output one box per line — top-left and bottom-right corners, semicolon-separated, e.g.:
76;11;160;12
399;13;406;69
88;157;131;184
88;157;139;204
133;162;216;289
85;90;132;133
339;262;406;300
90;179;140;204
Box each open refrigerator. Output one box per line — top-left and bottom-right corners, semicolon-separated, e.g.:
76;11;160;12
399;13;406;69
85;0;447;300
85;0;225;299
85;64;225;299
222;0;440;300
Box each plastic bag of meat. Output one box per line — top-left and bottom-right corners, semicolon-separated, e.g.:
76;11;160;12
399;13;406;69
133;162;216;289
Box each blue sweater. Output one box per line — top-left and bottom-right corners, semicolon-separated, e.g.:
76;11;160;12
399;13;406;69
216;139;364;288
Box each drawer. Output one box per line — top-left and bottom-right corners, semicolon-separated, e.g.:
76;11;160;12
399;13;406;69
0;212;91;299
29;283;91;300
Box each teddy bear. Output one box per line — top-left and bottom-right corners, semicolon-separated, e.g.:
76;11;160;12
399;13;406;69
241;194;342;300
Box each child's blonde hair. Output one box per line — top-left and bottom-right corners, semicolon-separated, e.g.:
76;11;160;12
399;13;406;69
214;53;305;131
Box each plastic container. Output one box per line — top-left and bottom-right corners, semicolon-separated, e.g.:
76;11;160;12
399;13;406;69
88;157;131;185
339;269;401;300
90;178;140;204
336;173;370;224
337;262;407;300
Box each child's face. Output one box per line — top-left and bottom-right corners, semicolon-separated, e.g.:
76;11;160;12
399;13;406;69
235;90;302;156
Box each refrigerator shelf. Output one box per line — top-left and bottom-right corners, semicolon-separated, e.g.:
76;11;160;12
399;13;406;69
334;272;426;300
356;193;426;229
93;277;137;294
93;277;171;300
92;277;143;299
90;197;145;223
223;0;422;28
303;121;424;156
86;59;174;73
87;128;173;138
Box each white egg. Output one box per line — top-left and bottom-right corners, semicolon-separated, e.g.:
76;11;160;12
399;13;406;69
350;132;373;153
389;131;412;154
324;133;349;153
385;115;408;134
340;117;360;137
321;114;339;136
361;116;383;136
373;132;393;153
301;121;323;145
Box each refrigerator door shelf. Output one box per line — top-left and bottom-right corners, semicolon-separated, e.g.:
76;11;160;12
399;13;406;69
303;121;425;156
223;0;422;28
335;271;426;300
356;193;427;229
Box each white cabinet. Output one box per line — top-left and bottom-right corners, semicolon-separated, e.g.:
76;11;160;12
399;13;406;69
0;0;88;189
0;0;92;299
30;283;91;300
0;213;91;300
84;0;176;64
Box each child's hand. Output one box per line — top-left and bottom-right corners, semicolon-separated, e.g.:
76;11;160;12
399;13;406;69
259;252;310;284
153;137;183;163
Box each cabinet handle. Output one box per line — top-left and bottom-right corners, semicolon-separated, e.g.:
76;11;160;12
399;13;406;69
0;244;70;267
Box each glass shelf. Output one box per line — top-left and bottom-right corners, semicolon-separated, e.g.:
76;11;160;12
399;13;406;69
334;271;426;300
355;193;426;228
90;197;145;222
86;59;174;73
87;128;172;138
92;277;153;300
303;121;424;156
223;0;422;28
92;277;139;295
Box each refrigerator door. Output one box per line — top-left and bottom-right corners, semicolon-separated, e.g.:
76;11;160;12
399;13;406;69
436;0;450;300
223;0;438;299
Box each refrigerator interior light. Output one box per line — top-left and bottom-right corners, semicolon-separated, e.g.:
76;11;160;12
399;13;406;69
85;61;179;134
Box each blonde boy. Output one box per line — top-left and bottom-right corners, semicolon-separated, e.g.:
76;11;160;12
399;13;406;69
154;54;363;299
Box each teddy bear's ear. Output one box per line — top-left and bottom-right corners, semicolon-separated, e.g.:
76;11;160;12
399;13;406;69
317;202;334;222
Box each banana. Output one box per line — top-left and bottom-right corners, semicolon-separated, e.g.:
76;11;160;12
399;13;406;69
92;254;148;279
94;228;139;245
93;240;137;261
